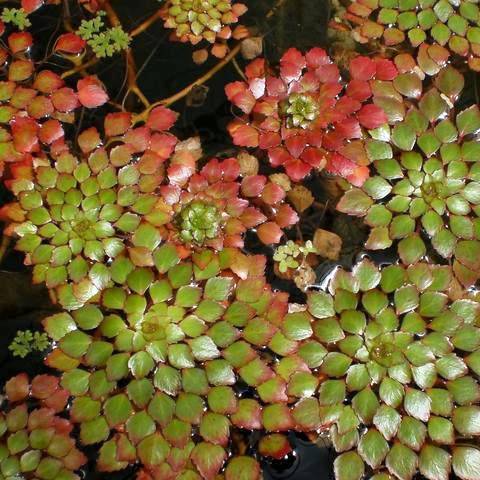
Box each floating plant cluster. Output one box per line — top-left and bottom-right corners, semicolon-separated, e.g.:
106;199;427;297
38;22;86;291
0;1;479;480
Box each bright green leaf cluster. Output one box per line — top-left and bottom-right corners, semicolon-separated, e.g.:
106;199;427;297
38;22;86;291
273;240;317;273
77;11;130;58
342;0;480;70
9;330;49;358
1;8;31;31
312;258;480;480
338;66;480;287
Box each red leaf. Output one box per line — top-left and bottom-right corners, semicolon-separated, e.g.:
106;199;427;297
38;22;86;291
78;127;101;153
245;58;266;79
305;47;330;68
104;112;132;136
8;32;33;54
55;33;86;54
268;146;293;167
77;77;108;108
11;116;39;153
146;106;177;131
33;70;64;94
228;121;259;147
374;58;398;80
5;373;30;402
257;222;283;244
241;175;266;197
357;103;388;129
225;81;256;113
275;204;299;228
39;119;64;144
31;374;59;399
349;56;377;81
284;158;312;182
346;79;372;101
301;146;327;168
280;48;306;83
22;0;43;13
51;87;80;112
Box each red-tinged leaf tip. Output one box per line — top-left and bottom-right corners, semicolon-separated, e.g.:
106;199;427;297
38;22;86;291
191;443;227;480
55;33;87;54
349;56;377;81
77;77;109;108
8;32;34;54
22;0;43;13
280;48;306;83
31;374;59;399
257;222;283;244
39;119;64;145
305;47;330;68
357;104;388;129
374;57;398;80
225;81;256;113
104;112;132;137
5;373;30;402
33;70;64;94
11;116;39;153
146;106;178;132
225;456;261;480
284;158;313;182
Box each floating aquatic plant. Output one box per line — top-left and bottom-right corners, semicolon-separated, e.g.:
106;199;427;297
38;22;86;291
1;107;178;310
42;247;324;477
310;258;480;480
75;11;131;58
161;0;248;61
0;373;86;479
1;8;31;30
226;48;401;184
9;330;49;358
273;240;317;273
341;0;480;71
338;65;480;286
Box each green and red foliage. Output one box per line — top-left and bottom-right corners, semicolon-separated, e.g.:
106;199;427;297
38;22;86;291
339;0;480;71
40;247;325;478
0;373;86;480
0;22;108;179
337;63;480;286
161;0;249;62
226;48;402;184
0;107;177;310
310;258;480;480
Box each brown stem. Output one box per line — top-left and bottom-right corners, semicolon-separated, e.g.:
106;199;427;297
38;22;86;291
130;10;163;38
267;0;288;18
133;42;242;123
61;57;99;79
103;0;150;108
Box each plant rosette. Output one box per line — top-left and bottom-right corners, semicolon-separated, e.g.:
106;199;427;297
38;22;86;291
341;0;480;71
153;155;299;248
306;258;480;480
225;48;410;185
42;247;327;478
337;64;480;286
0;28;108;179
161;0;249;62
0;107;179;310
0;373;86;480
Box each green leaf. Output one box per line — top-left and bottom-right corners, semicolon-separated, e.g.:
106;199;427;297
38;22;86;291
191;443;226;479
373;405;401;441
419;444;451;480
333;451;364;480
386;443;418;480
126;410;156;444
358;428;389;469
204;277;233;301
337;189;373;216
225;456;260;480
104;394;132;427
453;406;480;436
392;123;416;151
404;388;431;422
457;105;480;136
352;388;379;424
43;312;76;341
398;234;426;264
453;446;480;480
308;291;335;319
